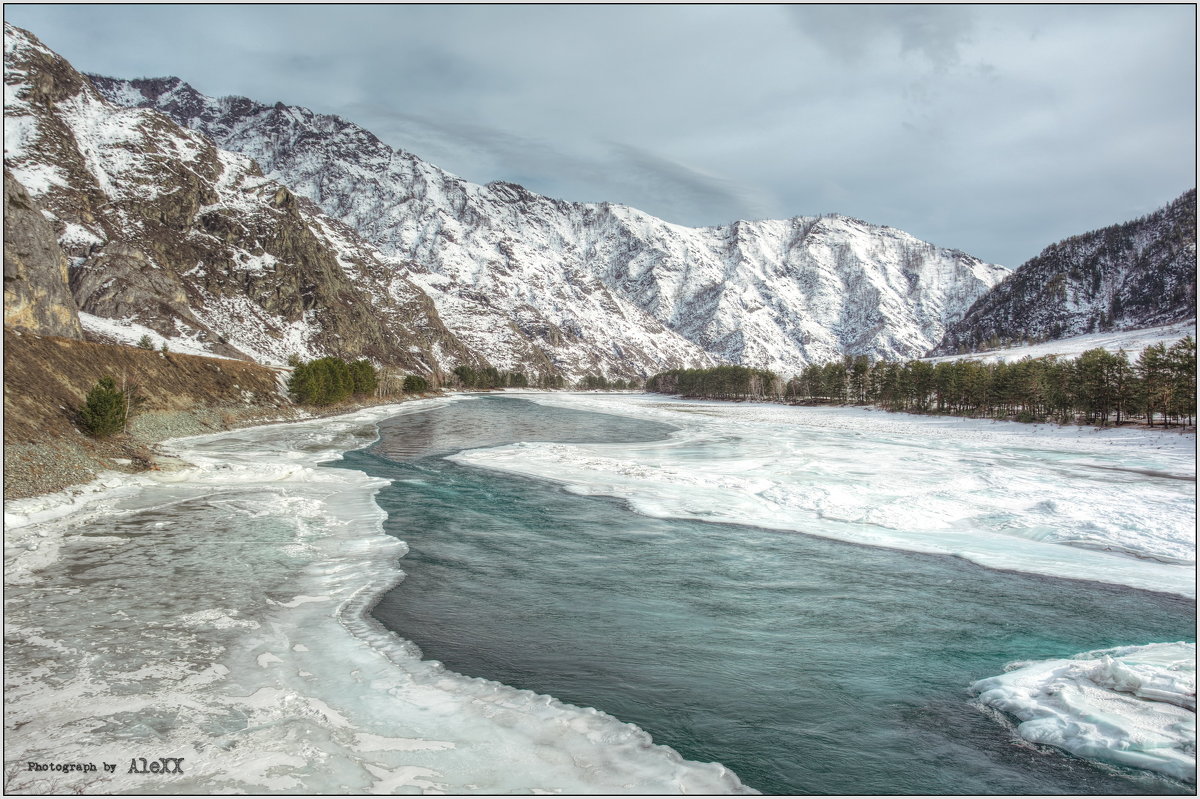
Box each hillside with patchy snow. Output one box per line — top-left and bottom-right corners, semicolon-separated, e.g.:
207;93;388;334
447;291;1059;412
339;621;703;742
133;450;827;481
93;74;1010;375
934;190;1196;355
4;23;474;373
923;319;1196;365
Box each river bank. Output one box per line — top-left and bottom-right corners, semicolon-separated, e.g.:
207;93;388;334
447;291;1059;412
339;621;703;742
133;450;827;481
4;397;751;795
2;327;442;500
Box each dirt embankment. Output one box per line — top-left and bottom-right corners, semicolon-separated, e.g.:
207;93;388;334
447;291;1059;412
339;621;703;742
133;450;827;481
3;328;307;499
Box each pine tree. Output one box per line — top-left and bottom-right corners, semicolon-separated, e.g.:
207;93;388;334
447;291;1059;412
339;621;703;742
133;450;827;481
1165;336;1196;426
288;357;357;405
403;374;430;393
1136;343;1172;426
80;377;127;438
349;360;378;396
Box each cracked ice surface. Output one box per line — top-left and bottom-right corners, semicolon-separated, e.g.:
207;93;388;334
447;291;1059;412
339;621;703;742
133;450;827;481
3;398;750;795
451;394;1196;598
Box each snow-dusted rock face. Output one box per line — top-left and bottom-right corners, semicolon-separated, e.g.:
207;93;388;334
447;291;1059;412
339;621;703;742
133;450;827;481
94;74;1010;376
4;24;473;372
87;76;717;380
934;190;1197;355
3;167;83;338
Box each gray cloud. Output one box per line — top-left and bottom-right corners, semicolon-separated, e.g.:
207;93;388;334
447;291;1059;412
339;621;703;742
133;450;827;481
4;4;1194;268
344;103;774;224
789;5;978;68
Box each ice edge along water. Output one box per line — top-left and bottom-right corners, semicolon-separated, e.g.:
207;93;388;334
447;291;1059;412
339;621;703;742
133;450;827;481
3;399;752;795
451;394;1197;599
971;642;1196;784
444;393;1196;784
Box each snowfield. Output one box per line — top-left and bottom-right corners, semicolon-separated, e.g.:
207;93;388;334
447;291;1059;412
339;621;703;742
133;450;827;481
452;394;1197;598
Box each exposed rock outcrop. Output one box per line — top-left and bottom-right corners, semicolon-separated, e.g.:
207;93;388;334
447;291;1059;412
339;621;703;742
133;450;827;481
3;168;83;338
4;23;476;375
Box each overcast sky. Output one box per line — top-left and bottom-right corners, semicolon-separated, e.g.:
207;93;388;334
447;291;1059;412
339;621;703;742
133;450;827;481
5;4;1195;267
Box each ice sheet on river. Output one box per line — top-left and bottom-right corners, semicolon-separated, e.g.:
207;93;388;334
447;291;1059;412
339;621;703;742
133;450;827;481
971;642;1196;783
3;398;751;795
450;394;1196;597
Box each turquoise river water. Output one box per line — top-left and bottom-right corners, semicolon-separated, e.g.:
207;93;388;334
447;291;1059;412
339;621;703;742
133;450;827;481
335;395;1195;795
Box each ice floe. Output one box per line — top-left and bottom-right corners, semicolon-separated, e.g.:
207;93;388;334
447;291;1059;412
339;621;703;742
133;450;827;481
972;642;1196;783
453;393;1196;597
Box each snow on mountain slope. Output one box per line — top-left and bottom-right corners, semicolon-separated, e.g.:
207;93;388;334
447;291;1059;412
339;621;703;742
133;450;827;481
86;75;717;379
4;24;472;373
934;190;1196;355
923;319;1197;365
94;75;1010;376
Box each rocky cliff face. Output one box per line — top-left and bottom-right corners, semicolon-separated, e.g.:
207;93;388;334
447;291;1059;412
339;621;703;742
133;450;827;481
4;24;474;375
934;190;1197;354
94;74;1009;375
3;168;83;338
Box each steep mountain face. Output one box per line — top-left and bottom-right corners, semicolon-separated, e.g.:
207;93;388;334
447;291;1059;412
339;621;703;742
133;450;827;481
3;167;83;338
94;75;1009;375
4;24;474;374
85;75;716;380
934;190;1197;355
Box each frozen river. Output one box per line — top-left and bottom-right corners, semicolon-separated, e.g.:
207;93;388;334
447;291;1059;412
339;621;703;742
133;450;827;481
3;393;1195;793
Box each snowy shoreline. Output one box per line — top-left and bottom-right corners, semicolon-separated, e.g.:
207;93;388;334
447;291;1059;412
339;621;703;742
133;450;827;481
5;393;1194;792
3;399;752;794
454;393;1197;598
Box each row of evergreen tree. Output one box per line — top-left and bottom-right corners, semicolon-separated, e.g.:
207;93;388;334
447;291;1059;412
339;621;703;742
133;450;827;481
645;365;780;400
450;365;566;390
576;374;638;390
448;365;638;391
287;357;379;406
647;338;1196;427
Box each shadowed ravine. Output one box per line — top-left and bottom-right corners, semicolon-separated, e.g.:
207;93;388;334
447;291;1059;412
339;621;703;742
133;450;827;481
335;396;1195;795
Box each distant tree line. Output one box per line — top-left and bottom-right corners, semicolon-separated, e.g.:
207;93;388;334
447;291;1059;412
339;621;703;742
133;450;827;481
646;365;781;400
450;365;569;390
576;374;638;390
449;366;642;391
646;338;1196;427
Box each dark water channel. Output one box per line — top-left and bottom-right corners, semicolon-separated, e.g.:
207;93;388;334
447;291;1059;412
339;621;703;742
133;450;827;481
333;396;1195;795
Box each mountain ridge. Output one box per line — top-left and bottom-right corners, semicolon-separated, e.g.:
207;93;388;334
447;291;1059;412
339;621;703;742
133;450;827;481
3;23;478;376
19;22;1188;383
91;71;1011;375
933;189;1196;355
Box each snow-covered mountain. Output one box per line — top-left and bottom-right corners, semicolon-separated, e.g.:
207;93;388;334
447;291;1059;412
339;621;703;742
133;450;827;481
933;190;1196;355
4;24;477;373
93;74;1010;375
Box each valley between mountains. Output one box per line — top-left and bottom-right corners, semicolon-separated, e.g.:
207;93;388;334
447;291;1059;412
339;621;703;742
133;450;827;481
6;21;1194;393
2;18;1196;797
